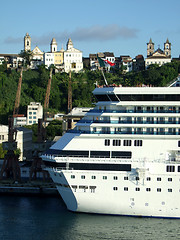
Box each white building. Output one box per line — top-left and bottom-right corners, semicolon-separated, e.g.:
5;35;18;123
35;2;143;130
16;127;32;161
44;52;54;68
0;125;32;161
0;56;5;65
14;115;27;127
120;55;133;73
64;38;83;73
27;102;43;125
0;125;8;143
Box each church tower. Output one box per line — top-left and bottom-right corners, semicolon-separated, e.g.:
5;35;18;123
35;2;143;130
164;38;171;57
50;38;57;52
147;38;154;57
24;33;31;51
66;38;73;50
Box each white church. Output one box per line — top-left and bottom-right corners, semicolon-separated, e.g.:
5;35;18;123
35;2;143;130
145;38;171;68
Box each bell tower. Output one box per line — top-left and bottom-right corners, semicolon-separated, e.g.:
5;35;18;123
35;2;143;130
66;38;73;50
24;33;31;52
50;38;57;52
164;38;171;57
147;38;154;57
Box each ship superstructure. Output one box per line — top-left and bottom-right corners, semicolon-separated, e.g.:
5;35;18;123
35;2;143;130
42;82;180;218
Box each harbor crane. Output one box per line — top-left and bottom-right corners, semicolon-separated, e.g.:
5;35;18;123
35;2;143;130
29;68;53;180
0;68;23;181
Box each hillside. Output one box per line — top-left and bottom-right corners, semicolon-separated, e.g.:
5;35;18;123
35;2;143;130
0;61;180;125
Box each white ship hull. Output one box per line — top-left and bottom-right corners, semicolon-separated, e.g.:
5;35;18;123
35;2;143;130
46;161;180;218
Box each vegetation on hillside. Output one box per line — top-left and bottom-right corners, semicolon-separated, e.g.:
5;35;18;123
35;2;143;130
0;61;180;127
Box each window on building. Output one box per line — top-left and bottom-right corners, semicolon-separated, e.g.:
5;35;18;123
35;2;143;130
124;187;128;191
113;140;121;146
71;175;75;179
157;188;161;192
134;140;143;146
124;176;128;180
113;187;118;191
146;188;151;192
168;189;172;192
91;176;96;179
81;175;85;179
113;176;118;180
135;187;140;191
146;177;151;181
168;178;172;182
29;112;32;115
166;166;175;172
103;176;107;180
157;177;161;181
123;140;132;146
105;139;110;146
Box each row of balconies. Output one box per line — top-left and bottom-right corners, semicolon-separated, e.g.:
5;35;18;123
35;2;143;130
88;108;179;114
70;127;180;135
78;119;180;125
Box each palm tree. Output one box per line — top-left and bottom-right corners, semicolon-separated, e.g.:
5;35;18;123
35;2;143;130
19;50;33;68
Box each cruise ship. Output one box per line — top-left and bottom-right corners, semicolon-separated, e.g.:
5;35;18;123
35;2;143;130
42;80;180;218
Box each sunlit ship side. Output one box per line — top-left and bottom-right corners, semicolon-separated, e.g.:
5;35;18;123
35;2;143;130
42;79;180;218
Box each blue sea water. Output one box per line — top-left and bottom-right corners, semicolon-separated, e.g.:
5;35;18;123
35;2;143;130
0;196;180;240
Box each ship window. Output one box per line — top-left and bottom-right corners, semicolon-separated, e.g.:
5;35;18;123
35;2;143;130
166;165;175;172
168;178;172;182
157;177;161;181
81;175;85;179
134;140;143;146
146;177;151;181
105;139;110;146
91;176;96;179
113;176;118;180
71;175;75;179
113;187;118;191
111;151;132;159
157;188;161;192
123;140;132;146
124;176;128;180
95;94;110;101
103;176;107;180
113;140;121;146
146;188;151;192
124;187;128;191
90;150;110;158
168;189;172;192
135;187;140;191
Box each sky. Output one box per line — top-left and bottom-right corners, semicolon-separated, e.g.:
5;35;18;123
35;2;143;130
1;0;180;58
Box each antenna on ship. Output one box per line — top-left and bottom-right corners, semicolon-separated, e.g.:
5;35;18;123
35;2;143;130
97;56;108;86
